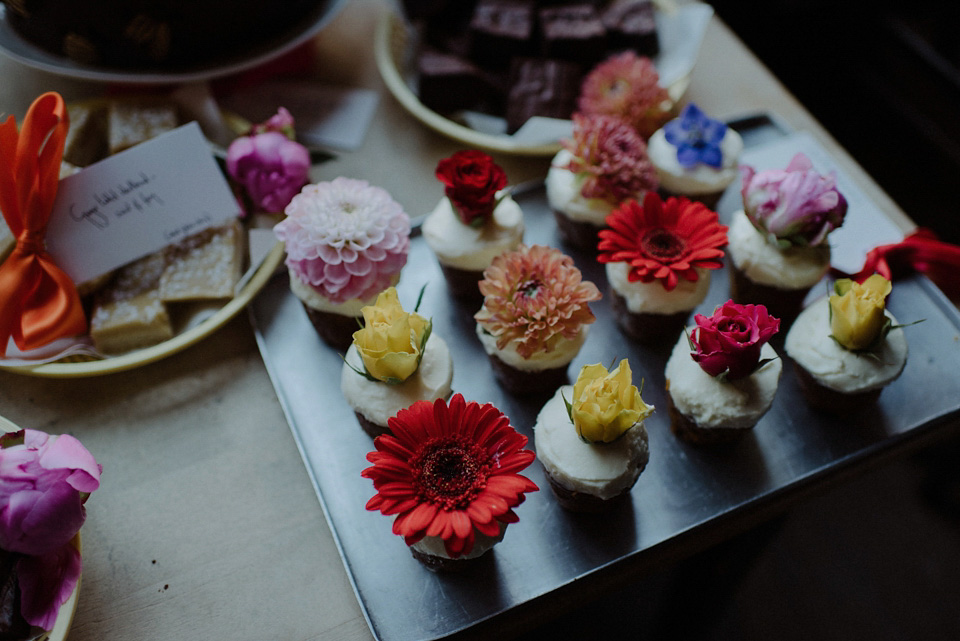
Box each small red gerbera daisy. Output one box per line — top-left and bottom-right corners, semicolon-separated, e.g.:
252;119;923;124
598;192;728;291
362;394;538;558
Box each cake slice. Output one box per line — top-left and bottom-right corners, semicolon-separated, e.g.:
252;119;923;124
107;99;179;155
159;219;245;302
63;101;108;167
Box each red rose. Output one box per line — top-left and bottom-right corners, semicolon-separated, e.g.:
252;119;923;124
689;300;780;380
435;150;508;226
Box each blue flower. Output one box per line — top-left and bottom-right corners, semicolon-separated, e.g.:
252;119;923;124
663;103;727;169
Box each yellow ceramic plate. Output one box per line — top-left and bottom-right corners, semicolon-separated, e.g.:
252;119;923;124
373;7;694;157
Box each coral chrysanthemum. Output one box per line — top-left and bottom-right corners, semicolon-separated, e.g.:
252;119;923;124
362;394;538;558
598;192;728;291
475;245;601;359
274;177;411;303
562;114;658;204
578;51;672;139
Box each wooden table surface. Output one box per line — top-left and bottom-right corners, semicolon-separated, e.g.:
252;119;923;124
0;1;916;639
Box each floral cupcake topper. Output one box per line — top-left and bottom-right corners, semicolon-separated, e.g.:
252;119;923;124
565;360;654;444
362;394;538;559
688;300;780;381
663;103;727;169
347;287;431;385
577;51;672;139
435;150;508;227
741;153;848;249
475;245;601;359
598;192;728;291
562;114;659;204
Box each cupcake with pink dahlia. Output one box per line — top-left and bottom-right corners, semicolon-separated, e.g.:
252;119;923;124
274;177;411;350
546;114;658;252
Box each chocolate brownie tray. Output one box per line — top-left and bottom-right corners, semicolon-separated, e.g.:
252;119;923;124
249;115;960;641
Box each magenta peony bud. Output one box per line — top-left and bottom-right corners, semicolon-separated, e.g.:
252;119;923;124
226;131;310;214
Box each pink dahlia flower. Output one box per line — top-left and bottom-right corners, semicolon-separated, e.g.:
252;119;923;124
274;177;411;304
578;51;672;140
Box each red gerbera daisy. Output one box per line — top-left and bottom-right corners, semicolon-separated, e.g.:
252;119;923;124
362;394;538;559
598;192;728;291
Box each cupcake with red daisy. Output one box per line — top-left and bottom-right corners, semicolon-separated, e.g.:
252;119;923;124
546;114;658;253
665;300;782;445
341;287;453;438
535;360;654;513
274;177;411;350
475;245;601;396
362;394;538;571
422;150;524;303
597;192;728;343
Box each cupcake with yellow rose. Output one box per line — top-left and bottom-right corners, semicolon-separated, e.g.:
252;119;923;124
534;360;654;513
340;287;454;438
785;274;910;414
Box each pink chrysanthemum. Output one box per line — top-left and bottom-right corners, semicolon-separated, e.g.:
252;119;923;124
475;245;601;358
578;51;672;139
274;177;411;303
562;113;658;203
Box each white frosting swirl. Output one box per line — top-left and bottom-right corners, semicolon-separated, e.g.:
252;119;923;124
785;297;908;393
545;149;614;226
606;262;711;314
727;209;830;289
535;386;650;500
475;322;588;371
648;125;743;195
421;194;524;271
665;332;782;429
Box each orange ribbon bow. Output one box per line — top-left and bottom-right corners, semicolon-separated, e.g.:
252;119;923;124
0;92;86;357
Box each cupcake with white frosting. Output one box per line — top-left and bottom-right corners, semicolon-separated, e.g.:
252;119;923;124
274;177;411;350
647;103;743;209
475;245;601;396
422;150;524;304
597;192;728;343
728;153;847;325
665;300;782;445
546;114;658;253
785;274;908;413
535;360;654;513
341;287;453;437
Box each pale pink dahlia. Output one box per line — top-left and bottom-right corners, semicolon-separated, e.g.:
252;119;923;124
475;245;601;359
578;51;672;140
563;113;659;204
274;177;411;303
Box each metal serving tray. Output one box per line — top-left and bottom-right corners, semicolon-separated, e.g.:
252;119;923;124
250;116;960;641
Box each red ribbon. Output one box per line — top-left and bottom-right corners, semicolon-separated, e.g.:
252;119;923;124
833;228;960;300
0;92;86;356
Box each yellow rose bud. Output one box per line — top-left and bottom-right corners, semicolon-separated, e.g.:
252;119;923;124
829;274;892;351
571;361;654;443
352;287;430;383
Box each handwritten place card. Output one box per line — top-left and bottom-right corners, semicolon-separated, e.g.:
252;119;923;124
45;122;241;286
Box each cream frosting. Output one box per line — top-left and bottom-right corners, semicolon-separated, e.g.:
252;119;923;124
785;297;908;393
606;262;711;314
665;333;782;429
648;125;743;195
340;334;454;427
290;271;399;317
545;149;614;226
421;193;525;271
409;523;506;561
475;322;588;371
534;386;650;500
727;209;830;289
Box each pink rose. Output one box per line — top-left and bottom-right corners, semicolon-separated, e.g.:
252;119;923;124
0;429;101;629
226;131;310;214
689;300;780;380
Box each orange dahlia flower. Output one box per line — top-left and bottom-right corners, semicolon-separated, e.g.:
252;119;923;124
577;51;672;139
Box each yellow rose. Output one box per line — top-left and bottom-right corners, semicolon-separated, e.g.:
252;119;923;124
352;288;431;384
571;361;654;443
829;274;892;351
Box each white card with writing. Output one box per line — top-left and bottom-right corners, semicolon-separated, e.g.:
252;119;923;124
45;122;241;285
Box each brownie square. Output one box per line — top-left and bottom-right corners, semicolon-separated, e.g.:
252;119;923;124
418;48;494;114
601;0;660;57
505;57;583;133
539;4;607;65
469;0;535;69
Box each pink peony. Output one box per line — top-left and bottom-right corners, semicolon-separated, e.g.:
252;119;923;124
740;153;847;247
250;106;296;137
0;429;101;629
689;300;779;380
274;177;411;303
226;130;310;214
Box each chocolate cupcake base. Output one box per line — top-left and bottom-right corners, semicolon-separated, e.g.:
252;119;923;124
665;388;752;446
438;262;485;307
354;412;390;439
609;287;690;345
728;266;812;327
487;353;569;396
409;547;483;572
792;361;884;414
552;209;604;254
302;303;361;352
544;468;631;513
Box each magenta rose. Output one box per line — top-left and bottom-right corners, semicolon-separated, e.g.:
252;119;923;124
226;130;310;214
0;429;101;629
689;300;780;380
435;150;508;226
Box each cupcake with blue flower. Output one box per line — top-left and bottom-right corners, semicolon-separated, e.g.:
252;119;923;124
647;103;743;209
